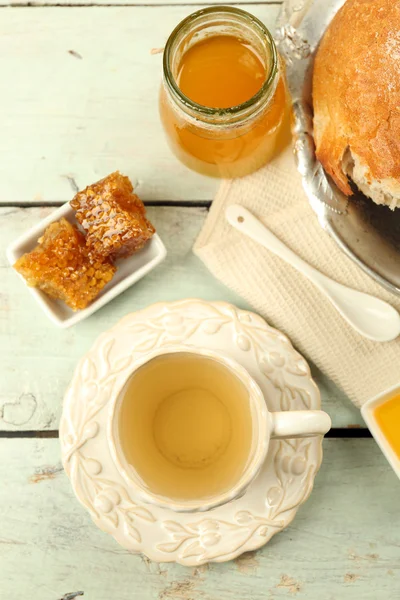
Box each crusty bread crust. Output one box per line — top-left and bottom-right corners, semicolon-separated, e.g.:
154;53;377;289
313;0;400;206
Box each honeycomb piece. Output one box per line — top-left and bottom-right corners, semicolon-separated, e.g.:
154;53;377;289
14;218;116;311
70;171;155;260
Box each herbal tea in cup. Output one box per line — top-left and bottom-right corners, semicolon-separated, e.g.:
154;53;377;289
110;347;331;512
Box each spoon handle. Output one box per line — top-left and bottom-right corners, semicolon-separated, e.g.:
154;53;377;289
226;204;400;343
226;204;328;293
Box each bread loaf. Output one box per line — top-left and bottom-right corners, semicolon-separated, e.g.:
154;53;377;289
313;0;400;210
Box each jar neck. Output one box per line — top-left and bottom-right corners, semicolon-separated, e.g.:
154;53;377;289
163;6;279;127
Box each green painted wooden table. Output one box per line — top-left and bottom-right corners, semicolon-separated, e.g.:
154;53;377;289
0;2;399;598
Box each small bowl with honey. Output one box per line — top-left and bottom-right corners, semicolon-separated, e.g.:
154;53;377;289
362;384;400;480
160;6;289;178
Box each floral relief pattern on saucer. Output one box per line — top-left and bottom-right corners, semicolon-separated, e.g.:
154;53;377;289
60;299;323;565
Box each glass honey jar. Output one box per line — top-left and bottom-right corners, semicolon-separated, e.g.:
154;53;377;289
159;6;289;178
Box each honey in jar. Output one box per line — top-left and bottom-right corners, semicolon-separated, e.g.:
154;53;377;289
160;7;289;178
178;35;266;110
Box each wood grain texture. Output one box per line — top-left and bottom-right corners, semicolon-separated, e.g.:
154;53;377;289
1;438;399;599
0;3;394;599
0;4;279;204
1;206;363;431
0;0;281;4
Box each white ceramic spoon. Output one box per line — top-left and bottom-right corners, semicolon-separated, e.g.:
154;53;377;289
226;204;400;343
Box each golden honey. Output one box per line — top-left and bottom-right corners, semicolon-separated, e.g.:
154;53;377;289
177;35;266;110
160;7;289;178
374;394;400;459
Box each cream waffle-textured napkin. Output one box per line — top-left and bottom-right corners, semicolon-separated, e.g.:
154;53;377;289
194;146;400;407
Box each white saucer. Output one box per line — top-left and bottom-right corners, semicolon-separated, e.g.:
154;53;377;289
60;299;323;565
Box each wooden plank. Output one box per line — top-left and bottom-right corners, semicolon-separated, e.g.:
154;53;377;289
1;437;398;598
1;0;282;5
0;4;280;205
0;206;363;431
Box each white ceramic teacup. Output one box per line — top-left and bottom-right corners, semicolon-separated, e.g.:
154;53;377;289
109;347;331;512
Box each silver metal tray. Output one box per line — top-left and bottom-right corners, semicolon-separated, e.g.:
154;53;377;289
276;0;400;296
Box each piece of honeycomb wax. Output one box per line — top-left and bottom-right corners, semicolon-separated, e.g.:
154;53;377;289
70;171;155;260
14;218;116;311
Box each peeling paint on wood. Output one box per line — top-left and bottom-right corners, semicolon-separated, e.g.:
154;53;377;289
59;592;84;600
192;564;209;577
276;575;303;594
30;464;63;483
344;573;360;584
158;578;199;600
348;549;380;563
234;551;259;574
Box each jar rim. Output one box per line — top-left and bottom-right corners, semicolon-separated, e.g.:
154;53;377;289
163;6;279;119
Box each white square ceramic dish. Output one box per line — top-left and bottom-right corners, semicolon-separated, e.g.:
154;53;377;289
7;202;167;328
361;384;400;480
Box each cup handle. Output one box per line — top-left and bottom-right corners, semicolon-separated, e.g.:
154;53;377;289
270;410;331;439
